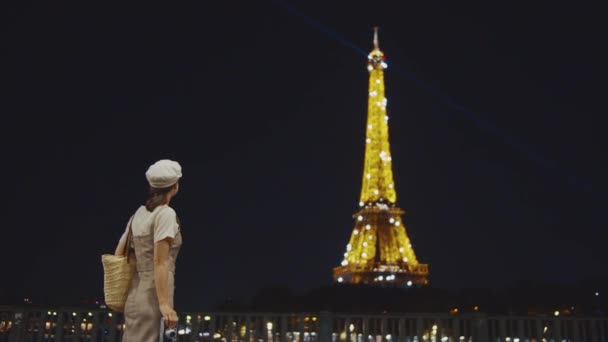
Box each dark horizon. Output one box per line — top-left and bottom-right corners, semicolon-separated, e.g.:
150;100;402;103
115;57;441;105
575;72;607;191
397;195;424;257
2;1;606;310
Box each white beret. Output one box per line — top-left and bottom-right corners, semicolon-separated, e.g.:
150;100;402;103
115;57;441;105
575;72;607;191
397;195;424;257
145;159;182;188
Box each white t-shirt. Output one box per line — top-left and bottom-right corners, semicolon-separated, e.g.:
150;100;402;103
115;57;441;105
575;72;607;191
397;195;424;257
119;205;179;244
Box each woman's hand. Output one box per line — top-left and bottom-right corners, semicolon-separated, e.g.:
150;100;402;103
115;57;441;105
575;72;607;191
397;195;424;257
160;303;178;328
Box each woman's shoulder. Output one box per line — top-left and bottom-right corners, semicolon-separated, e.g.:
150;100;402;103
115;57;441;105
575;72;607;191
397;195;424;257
153;205;177;218
132;205;174;221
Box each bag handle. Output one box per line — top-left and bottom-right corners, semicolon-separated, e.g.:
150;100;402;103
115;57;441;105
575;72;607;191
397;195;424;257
123;215;134;264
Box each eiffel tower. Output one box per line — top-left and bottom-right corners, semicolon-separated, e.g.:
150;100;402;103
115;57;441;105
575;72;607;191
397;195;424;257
333;28;429;287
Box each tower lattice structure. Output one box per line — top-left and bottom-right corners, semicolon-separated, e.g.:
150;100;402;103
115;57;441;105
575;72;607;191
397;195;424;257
333;28;429;287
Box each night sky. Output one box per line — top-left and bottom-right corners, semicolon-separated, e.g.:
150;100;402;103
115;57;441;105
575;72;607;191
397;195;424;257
2;1;606;310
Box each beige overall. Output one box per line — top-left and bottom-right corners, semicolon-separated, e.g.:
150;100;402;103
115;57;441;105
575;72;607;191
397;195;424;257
122;228;182;341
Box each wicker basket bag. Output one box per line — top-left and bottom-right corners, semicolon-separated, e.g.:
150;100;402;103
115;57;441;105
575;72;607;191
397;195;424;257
102;217;135;312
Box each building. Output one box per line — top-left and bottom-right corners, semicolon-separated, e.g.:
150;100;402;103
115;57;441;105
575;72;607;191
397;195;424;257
333;28;429;287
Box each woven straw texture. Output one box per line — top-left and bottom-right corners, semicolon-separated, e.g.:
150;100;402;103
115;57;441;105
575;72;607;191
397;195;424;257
102;254;135;312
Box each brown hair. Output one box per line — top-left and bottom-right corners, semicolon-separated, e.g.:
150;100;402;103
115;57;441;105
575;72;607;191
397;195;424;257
145;184;176;212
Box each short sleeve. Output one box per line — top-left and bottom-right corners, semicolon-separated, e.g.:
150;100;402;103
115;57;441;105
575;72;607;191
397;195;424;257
153;207;179;243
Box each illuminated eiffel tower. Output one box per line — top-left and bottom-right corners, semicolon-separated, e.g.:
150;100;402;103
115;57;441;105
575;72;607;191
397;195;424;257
333;28;429;287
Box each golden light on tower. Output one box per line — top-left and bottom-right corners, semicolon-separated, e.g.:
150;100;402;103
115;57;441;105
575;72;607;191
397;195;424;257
333;28;429;286
360;28;396;205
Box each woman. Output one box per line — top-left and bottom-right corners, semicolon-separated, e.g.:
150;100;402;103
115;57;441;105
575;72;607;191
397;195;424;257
114;159;183;341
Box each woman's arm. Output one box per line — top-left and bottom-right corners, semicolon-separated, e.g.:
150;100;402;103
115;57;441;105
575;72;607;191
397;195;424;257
154;238;178;328
114;238;126;256
115;217;132;256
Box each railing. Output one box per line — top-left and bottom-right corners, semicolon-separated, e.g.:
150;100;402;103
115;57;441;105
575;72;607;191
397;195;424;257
1;306;607;342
